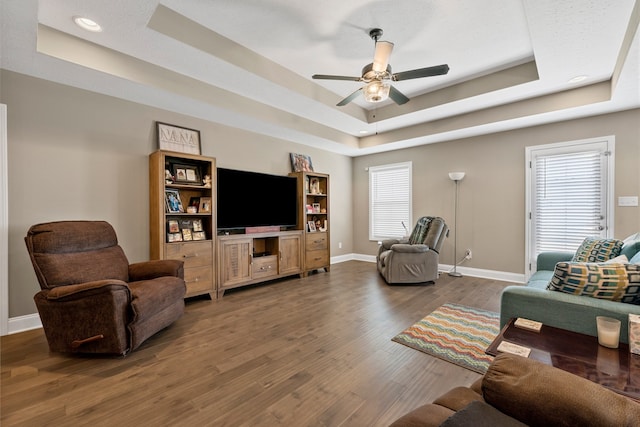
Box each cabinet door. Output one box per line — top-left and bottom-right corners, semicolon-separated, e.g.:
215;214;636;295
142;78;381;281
219;238;252;287
279;234;302;275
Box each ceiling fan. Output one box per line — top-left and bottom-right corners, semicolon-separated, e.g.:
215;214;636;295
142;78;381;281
312;28;449;107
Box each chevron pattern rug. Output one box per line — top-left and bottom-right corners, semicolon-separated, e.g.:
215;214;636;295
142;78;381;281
392;303;500;374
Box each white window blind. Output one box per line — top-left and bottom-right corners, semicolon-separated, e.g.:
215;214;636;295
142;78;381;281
369;162;412;240
533;149;606;253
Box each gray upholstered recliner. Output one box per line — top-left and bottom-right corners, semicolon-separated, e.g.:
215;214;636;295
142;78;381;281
376;216;448;284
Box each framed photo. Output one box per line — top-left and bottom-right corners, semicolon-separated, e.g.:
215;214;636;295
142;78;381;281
192;231;206;241
199;197;212;213
189;197;201;212
310;178;320;194
179;219;192;230
167;232;182;243
182;229;193;241
307;220;317;232
192;219;203;232
157;122;201;155
290;153;314;172
312;203;321;213
165;189;184;213
173;164;200;184
167;219;179;233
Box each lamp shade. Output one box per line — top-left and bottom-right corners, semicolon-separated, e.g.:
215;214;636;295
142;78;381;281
448;172;465;181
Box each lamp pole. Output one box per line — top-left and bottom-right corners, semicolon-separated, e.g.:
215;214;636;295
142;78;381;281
448;172;465;277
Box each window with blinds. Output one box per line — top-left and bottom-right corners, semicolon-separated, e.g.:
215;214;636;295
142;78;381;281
369;162;412;240
526;137;613;275
533;150;604;252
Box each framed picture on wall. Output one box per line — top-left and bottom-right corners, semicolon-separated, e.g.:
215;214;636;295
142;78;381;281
157;122;201;155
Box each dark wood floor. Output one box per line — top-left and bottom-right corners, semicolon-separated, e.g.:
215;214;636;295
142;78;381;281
1;261;513;426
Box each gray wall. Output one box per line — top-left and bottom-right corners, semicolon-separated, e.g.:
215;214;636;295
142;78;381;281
2;70;352;317
4;69;639;318
353;109;640;273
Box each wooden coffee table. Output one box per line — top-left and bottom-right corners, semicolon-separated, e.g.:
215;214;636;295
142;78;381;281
486;318;640;402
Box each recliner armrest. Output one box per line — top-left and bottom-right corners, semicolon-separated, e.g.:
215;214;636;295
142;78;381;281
391;243;430;253
381;238;406;250
46;279;129;300
129;259;184;281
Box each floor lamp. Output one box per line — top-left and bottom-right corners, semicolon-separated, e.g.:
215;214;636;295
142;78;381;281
448;172;465;277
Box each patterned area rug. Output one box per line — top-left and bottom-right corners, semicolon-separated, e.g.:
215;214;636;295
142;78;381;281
392;303;500;374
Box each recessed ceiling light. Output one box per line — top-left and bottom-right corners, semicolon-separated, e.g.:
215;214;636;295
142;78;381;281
568;75;588;84
359;130;369;134
73;16;102;32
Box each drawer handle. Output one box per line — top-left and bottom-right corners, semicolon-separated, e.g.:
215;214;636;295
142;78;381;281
187;277;200;283
183;253;199;258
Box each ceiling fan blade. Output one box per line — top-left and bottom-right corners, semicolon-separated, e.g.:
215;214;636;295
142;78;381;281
372;41;394;73
388;85;410;105
337;87;363;106
312;74;362;81
392;64;450;81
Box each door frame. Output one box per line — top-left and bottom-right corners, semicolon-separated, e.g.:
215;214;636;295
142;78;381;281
524;135;615;280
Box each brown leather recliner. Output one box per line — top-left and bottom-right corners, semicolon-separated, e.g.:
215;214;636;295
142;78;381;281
377;216;449;284
25;220;186;355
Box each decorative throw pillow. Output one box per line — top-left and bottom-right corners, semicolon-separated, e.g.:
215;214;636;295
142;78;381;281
572;237;624;262
408;216;432;244
547;262;640;304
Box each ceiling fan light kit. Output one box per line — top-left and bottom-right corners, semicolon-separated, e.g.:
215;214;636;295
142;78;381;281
312;28;449;107
363;81;390;103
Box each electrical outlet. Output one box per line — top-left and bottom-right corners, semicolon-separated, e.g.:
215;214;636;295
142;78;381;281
465;249;472;260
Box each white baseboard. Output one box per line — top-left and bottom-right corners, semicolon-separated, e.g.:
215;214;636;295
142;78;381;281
333;254;525;284
8;313;42;335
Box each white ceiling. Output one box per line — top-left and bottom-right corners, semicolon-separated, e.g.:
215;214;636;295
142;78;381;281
1;0;639;156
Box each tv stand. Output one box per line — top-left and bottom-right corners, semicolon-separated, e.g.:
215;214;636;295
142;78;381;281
217;230;303;298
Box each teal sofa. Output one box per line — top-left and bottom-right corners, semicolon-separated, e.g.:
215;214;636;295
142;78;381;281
500;235;640;343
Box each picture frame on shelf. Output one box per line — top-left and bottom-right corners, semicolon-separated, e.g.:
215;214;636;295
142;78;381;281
157;122;201;155
167;219;179;233
182;229;193;241
165;189;184;213
189;197;201;212
167;232;182;243
173;163;200;184
192;231;206;241
309;178;320;194
199;197;212;213
312;203;321;213
192;219;203;232
290;153;314;172
307;220;316;232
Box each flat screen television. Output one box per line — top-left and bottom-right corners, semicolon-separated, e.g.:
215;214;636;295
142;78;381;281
217;167;298;231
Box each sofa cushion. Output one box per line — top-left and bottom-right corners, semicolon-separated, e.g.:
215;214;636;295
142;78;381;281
572;237;623;262
621;232;640;260
547;261;640;304
439;401;526;427
482;353;640;427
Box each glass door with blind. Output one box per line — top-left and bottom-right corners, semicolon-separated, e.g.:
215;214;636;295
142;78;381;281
525;136;614;277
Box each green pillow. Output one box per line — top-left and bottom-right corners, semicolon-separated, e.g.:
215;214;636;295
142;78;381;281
572;237;623;262
547;261;640;304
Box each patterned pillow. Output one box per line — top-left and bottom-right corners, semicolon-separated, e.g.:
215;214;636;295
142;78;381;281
572;237;624;262
408;216;432;244
547;262;640;304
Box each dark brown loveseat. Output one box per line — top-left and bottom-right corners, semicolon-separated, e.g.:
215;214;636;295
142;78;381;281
390;353;640;427
25;220;186;355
